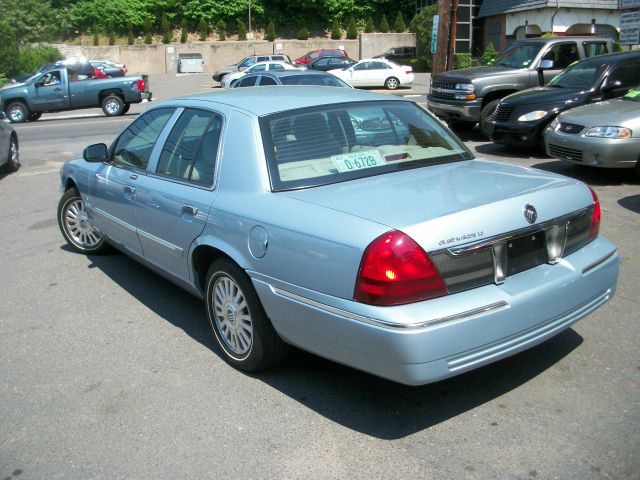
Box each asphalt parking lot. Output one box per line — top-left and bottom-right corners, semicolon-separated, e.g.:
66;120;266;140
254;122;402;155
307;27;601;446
1;73;639;479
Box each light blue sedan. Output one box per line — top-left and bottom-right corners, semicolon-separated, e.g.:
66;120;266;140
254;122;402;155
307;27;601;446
57;87;619;385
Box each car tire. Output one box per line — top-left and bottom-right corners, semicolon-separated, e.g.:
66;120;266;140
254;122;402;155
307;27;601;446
57;188;110;254
29;112;42;122
101;94;125;117
448;120;477;131
634;158;640;180
122;103;131;114
385;77;400;90
6;102;30;123
479;99;500;139
4;135;19;172
205;259;288;372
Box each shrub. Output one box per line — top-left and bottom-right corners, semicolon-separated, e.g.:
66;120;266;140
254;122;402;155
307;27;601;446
454;53;472;69
331;19;342;40
144;17;153;44
365;17;375;33
161;15;172;44
346;17;357;39
198;18;209;41
394;12;406;32
482;41;497;65
236;19;247;41
266;20;276;42
127;21;134;45
180;19;188;43
297;27;309;40
217;20;227;41
614;42;624;52
379;15;389;33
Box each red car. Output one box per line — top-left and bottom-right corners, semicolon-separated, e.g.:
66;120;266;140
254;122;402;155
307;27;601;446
294;49;348;65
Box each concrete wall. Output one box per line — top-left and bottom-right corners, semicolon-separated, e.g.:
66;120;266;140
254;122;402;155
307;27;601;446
59;34;415;75
359;33;417;59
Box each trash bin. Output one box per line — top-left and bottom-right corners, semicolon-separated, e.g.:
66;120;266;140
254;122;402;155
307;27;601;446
178;53;204;73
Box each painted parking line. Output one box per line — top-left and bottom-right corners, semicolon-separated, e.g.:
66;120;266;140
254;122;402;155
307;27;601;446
13;117;133;129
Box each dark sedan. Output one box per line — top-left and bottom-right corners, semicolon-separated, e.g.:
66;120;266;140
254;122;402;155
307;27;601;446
487;51;640;148
306;57;356;72
231;70;351;88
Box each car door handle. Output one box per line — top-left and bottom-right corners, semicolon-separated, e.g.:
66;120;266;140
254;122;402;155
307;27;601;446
181;205;198;216
123;185;136;194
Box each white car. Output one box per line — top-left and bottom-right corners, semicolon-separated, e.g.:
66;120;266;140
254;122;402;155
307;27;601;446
221;61;299;88
328;58;414;90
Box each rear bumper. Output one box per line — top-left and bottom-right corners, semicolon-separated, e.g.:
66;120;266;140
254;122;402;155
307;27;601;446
427;97;482;122
251;236;618;385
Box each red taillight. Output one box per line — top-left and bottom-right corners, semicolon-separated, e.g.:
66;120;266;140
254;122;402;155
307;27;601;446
136;78;145;91
120;67;125;74
404;68;413;75
354;230;448;306
588;186;601;238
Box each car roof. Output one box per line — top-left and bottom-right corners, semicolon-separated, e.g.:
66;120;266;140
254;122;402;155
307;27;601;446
170;86;406;116
573;50;640;67
511;36;613;44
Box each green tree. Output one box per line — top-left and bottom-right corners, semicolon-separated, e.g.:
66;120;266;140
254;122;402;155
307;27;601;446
198;18;208;41
217;19;227;41
107;19;116;45
266;20;276;42
346;16;357;39
364;17;375;33
236;19;247;40
394;12;406;32
379;14;389;33
482;41;497;65
409;6;436;56
297;26;309;40
144;16;153;44
180;18;188;43
161;14;171;43
127;21;134;45
17;45;62;74
331;19;341;40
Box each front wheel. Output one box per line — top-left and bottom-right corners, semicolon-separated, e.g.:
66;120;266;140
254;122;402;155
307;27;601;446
205;259;287;372
6;102;30;123
101;94;124;117
57;188;109;254
4;135;19;172
479;99;500;139
385;76;400;90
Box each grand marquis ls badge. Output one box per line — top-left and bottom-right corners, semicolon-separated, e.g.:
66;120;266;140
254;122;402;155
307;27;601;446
523;204;537;224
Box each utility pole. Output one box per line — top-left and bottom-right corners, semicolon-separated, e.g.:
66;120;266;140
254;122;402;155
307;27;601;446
432;0;451;75
446;0;459;71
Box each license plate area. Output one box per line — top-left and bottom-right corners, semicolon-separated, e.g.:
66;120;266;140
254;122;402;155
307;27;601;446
506;232;547;276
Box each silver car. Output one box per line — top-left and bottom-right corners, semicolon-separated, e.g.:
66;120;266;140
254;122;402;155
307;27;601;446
0;111;19;172
544;88;640;177
57;87;619;385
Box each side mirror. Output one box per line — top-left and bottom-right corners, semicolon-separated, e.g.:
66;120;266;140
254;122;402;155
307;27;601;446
83;143;109;163
602;79;622;92
538;59;554;70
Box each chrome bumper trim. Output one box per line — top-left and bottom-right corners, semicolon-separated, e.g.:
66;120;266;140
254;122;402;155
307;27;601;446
270;286;508;331
582;249;617;275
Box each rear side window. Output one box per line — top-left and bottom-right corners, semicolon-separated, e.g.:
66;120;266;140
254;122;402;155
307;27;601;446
259;76;278;86
156;109;221;186
608;60;640;89
279;74;349;87
584;42;608;57
261;101;472;191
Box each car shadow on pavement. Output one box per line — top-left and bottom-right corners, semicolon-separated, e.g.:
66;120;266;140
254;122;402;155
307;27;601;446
84;249;583;440
530;160;640;186
474;142;549;160
618;194;640;214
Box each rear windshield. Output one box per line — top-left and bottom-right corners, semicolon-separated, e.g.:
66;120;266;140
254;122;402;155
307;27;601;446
280;75;350;87
261;101;473;191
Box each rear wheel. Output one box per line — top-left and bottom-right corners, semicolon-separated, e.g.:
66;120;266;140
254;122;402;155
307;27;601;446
29;112;42;122
6;102;30;123
57;188;109;254
205;259;288;372
122;103;131;114
101;94;124;117
385;77;400;90
4;135;19;172
479;99;500;139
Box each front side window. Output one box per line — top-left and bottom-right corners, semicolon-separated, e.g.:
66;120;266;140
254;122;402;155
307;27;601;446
252;64;267;72
111;108;174;169
279;74;350;87
542;42;579;69
548;61;608;89
156;109;221;186
261;101;473;191
236;76;258;88
37;70;62;87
